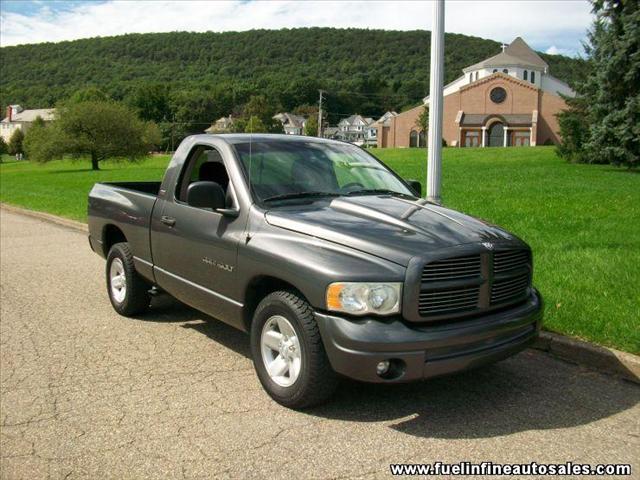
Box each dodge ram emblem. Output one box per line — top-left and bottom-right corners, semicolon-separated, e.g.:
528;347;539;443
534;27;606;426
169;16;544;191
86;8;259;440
482;242;494;250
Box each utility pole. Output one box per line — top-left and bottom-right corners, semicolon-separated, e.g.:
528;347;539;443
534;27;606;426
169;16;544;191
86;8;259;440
171;114;176;153
426;0;445;203
317;90;325;137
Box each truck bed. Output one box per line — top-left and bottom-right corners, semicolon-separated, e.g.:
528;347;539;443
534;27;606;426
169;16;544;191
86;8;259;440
102;181;162;196
88;181;162;281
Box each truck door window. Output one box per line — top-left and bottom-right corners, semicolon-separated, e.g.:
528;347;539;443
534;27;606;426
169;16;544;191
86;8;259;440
176;146;235;208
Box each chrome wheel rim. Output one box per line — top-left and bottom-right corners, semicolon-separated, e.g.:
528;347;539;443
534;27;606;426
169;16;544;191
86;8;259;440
260;315;302;387
109;258;127;304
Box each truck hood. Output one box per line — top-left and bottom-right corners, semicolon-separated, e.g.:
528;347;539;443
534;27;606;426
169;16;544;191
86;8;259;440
265;195;523;266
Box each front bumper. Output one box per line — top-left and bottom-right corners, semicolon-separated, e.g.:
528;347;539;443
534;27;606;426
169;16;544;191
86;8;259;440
315;290;543;383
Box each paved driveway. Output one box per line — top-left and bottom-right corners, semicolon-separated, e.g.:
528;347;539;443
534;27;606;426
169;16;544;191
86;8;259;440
1;209;638;479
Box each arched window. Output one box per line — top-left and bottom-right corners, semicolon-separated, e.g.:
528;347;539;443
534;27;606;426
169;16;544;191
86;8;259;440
469;73;473;82
475;71;479;80
409;130;418;148
531;71;536;83
418;130;426;147
524;70;528;81
487;122;504;147
503;68;509;74
493;69;498;73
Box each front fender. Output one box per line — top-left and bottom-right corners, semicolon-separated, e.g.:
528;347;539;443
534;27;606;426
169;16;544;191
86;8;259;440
236;219;406;310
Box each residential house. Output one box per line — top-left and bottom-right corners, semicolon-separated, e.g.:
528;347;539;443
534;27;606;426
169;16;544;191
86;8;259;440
204;116;234;133
322;127;339;140
366;111;398;147
378;37;575;148
1;105;56;142
336;115;374;145
273;113;307;135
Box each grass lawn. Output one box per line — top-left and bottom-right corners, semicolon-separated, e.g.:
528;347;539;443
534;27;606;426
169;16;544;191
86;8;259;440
1;147;638;353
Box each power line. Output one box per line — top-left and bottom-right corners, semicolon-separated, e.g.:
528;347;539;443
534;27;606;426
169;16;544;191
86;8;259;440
323;89;425;101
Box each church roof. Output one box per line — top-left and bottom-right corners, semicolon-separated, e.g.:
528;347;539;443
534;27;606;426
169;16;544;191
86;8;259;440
463;37;548;72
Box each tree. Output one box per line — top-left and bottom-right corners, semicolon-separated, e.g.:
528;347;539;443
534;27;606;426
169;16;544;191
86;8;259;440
24;119;64;162
142;121;162;151
7;128;24;155
31;115;46;128
557;0;639;168
243;95;283;133
169;87;234;145
68;87;110;104
304;115;318;136
0;136;7;156
292;104;318;118
230;117;247;134
415;105;429;132
28;100;159;170
399;79;428;106
130;83;171;123
556;96;591;163
244;116;267;133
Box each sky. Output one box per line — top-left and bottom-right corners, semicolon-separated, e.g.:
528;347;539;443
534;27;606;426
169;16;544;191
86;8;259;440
0;0;593;56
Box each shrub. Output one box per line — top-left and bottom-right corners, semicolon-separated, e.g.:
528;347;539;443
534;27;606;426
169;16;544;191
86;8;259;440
7;128;24;155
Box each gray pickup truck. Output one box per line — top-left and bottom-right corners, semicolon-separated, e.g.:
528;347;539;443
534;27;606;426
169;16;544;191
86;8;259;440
88;134;543;408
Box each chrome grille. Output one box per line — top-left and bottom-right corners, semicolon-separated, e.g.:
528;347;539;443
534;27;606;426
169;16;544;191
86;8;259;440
491;272;530;305
418;286;479;316
421;254;481;282
493;250;530;274
418;248;532;320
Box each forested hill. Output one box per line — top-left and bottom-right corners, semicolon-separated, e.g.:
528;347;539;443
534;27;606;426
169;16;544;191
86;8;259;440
0;28;586;122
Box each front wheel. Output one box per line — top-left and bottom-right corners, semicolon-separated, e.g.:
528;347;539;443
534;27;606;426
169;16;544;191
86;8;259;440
250;291;338;408
106;243;150;316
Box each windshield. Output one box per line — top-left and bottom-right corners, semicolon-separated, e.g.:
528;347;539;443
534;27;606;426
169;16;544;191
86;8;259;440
233;140;415;203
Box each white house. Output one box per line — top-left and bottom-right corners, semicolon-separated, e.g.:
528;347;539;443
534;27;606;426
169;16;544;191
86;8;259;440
273;113;307;135
1;105;56;142
337;115;375;144
204;115;234;133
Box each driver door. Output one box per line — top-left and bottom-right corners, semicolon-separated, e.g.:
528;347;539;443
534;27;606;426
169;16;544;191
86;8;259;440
151;145;244;327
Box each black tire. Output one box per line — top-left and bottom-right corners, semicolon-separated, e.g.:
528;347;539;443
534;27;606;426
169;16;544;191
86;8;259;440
106;242;151;316
250;291;338;409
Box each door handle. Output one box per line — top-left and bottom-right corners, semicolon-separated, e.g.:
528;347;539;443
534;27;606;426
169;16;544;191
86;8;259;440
161;215;176;227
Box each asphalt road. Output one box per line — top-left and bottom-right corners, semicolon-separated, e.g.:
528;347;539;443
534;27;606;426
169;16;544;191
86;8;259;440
1;209;639;480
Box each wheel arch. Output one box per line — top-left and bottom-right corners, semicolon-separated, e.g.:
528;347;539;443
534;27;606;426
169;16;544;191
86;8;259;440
102;224;127;257
242;275;309;332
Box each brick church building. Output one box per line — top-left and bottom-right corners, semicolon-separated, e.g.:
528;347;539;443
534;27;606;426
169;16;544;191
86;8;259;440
377;37;575;148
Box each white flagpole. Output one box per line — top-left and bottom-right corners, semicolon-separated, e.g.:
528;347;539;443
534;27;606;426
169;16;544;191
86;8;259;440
426;0;445;203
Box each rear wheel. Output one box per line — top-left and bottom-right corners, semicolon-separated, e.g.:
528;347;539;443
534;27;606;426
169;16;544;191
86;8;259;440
250;291;338;409
106;243;150;316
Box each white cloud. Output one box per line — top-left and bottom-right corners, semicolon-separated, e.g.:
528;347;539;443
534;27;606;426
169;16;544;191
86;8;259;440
545;45;570;55
0;0;593;55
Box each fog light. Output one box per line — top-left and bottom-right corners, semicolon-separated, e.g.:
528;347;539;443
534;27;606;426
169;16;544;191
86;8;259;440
376;360;390;376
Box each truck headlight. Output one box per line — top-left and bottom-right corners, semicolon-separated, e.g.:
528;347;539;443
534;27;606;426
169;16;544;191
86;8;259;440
326;282;402;316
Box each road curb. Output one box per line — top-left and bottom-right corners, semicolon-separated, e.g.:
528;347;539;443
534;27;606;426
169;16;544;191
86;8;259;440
0;203;88;233
2;202;638;385
531;332;640;385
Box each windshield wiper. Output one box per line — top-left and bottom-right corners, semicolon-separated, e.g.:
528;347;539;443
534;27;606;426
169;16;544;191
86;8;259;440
346;189;414;199
262;191;341;203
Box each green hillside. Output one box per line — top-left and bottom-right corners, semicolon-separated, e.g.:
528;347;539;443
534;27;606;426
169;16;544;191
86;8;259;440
0;28;586;121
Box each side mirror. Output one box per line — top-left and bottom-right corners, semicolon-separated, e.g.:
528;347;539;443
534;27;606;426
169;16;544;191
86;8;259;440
187;181;226;210
406;179;422;197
